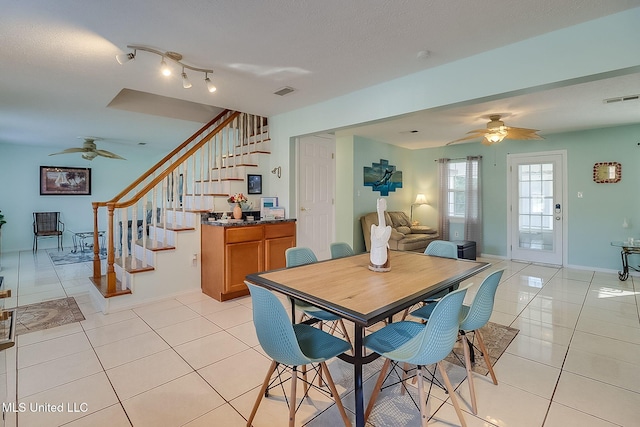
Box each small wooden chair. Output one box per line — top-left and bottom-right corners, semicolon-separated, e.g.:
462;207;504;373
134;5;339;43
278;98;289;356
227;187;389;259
33;212;64;251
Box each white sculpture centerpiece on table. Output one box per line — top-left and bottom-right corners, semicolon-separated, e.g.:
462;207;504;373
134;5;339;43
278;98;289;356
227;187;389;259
369;198;392;272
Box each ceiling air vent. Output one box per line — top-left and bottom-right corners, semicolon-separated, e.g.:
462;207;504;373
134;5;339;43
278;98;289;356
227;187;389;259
603;94;639;104
274;86;295;96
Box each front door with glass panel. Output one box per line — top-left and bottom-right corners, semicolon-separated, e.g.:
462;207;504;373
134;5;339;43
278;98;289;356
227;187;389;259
508;152;565;265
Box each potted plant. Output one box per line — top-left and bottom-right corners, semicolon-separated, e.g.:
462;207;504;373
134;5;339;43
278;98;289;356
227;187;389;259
0;210;5;229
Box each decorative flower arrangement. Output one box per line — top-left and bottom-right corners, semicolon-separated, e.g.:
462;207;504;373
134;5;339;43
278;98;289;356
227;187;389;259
227;193;248;205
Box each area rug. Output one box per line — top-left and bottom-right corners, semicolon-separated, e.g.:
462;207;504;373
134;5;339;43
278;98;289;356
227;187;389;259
446;321;519;375
15;297;85;336
47;249;105;266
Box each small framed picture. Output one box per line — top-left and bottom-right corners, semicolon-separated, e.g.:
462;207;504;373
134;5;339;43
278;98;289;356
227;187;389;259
247;174;262;194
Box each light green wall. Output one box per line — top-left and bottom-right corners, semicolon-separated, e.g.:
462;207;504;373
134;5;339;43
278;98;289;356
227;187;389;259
406;123;640;270
0;143;163;252
335;135;355;246
351;136;416;253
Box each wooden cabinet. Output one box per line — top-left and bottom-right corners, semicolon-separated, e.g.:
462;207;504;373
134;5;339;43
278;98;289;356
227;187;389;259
201;221;295;301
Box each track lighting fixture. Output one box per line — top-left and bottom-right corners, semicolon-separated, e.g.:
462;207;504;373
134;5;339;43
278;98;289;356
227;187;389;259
116;45;215;94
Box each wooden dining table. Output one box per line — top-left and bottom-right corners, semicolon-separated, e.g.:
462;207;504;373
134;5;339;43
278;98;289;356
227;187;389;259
246;250;489;427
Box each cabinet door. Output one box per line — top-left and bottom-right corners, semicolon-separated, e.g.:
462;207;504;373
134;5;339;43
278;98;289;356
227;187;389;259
265;235;296;270
225;240;263;294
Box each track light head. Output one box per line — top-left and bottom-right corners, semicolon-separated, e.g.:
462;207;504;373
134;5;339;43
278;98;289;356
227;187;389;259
115;51;136;64
160;58;171;76
182;70;192;89
204;73;217;93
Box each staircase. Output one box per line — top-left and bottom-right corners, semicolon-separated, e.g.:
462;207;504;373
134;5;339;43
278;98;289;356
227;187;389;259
89;110;270;313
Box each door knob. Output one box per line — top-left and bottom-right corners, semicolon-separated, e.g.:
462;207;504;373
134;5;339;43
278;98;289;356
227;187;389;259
300;207;310;212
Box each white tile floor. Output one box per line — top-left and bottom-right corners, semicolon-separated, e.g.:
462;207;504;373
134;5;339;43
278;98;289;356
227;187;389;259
0;250;639;426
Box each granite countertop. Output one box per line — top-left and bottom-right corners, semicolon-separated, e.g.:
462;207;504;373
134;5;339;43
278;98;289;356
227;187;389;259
202;218;296;227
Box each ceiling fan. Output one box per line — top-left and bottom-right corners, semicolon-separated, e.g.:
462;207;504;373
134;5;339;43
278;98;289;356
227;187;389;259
447;114;543;146
49;137;126;160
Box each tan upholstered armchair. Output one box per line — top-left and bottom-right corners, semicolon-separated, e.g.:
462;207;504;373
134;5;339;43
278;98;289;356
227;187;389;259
33;212;64;251
361;211;438;252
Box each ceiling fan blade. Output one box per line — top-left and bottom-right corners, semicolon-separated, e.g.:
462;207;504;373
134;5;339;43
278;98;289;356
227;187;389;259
49;147;88;156
95;149;126;160
506;127;544;140
446;132;488;145
464;128;490;135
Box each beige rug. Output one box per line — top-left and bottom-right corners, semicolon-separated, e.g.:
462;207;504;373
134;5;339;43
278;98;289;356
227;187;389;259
446;321;519;375
16;297;85;336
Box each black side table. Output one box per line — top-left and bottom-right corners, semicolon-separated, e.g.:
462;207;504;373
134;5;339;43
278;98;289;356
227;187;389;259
451;240;476;260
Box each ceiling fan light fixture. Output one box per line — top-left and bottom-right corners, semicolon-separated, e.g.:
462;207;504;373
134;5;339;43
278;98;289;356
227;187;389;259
486;131;507;144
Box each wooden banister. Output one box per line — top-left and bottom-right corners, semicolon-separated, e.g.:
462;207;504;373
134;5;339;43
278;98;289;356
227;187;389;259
116;111;240;209
106;109;232;206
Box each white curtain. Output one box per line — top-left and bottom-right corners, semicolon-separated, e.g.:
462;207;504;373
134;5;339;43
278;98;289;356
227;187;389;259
437;158;450;241
464;156;482;251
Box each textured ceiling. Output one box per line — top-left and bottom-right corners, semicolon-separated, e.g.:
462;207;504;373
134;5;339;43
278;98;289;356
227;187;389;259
1;0;639;153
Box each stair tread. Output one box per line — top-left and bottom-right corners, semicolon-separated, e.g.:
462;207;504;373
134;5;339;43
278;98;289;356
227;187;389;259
135;238;176;251
151;223;195;231
90;275;132;298
183;193;228;197
114;256;155;273
213;164;258;169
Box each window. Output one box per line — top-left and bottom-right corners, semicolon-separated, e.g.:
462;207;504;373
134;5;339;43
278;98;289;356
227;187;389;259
446;161;468;218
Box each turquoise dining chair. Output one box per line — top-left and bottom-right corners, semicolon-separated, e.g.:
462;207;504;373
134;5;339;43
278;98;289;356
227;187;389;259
363;287;469;426
285;247;353;348
245;282;352;427
424;240;458;259
401;239;459;320
410;269;504;415
330;242;355;259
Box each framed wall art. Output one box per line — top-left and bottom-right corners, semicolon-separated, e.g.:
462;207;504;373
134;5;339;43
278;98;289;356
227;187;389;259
40;166;91;195
247;174;262;194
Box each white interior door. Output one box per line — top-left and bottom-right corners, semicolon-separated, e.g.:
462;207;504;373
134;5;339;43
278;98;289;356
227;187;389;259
508;151;566;265
296;135;335;260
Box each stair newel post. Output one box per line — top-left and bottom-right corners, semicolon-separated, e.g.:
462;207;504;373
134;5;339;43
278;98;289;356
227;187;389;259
106;202;117;295
92;202;102;279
